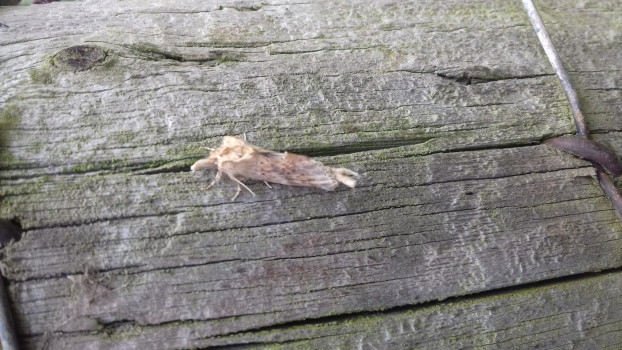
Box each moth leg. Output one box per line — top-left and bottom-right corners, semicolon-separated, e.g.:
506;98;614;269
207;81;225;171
231;184;242;201
199;146;215;151
202;170;222;191
227;174;255;200
263;181;273;189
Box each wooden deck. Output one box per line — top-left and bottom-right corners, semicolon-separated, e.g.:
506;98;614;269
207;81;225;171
0;0;621;349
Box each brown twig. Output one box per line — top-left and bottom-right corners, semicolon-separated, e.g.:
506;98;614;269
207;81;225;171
521;0;588;138
522;0;622;218
597;172;622;218
544;137;622;176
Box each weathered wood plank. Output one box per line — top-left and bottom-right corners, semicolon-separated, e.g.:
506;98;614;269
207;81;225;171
0;0;621;349
200;272;622;349
36;272;618;350
5;145;622;347
1;0;577;178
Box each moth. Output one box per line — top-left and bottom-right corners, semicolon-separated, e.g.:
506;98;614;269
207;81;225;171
191;136;359;200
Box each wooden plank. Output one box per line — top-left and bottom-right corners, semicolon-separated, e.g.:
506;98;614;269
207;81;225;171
0;0;620;349
6;145;622;348
35;272;619;350
0;0;577;178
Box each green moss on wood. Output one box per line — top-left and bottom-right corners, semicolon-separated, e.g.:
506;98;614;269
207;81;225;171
101;55;118;69
165;142;208;159
110;130;139;144
28;67;54;84
62;159;132;174
0;104;21;129
0;104;22;167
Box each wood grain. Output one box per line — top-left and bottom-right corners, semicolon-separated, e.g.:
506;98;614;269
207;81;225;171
0;0;620;349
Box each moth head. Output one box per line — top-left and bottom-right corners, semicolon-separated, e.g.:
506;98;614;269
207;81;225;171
190;157;217;171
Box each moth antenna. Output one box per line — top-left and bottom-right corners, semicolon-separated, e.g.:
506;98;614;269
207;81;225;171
199;146;215;151
243;132;248;141
263;181;273;189
231;184;242;201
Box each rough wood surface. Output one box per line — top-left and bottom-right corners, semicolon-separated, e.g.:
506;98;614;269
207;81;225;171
0;0;621;349
145;272;622;349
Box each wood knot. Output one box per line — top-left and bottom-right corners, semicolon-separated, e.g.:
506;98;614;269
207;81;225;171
53;45;107;72
0;218;21;245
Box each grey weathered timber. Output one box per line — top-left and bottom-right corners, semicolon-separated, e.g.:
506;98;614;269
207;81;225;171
140;272;622;349
0;0;621;349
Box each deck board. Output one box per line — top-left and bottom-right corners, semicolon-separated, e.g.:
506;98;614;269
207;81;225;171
1;0;620;349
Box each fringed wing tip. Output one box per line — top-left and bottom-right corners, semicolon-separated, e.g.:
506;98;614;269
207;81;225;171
331;168;360;188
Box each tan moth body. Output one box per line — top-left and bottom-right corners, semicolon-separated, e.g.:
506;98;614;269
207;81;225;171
191;136;359;199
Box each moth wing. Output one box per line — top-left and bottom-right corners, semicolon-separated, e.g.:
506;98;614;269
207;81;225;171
329;167;359;188
281;153;341;190
220;151;340;190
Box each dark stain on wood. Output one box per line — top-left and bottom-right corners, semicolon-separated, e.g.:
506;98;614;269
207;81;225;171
52;45;107;72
